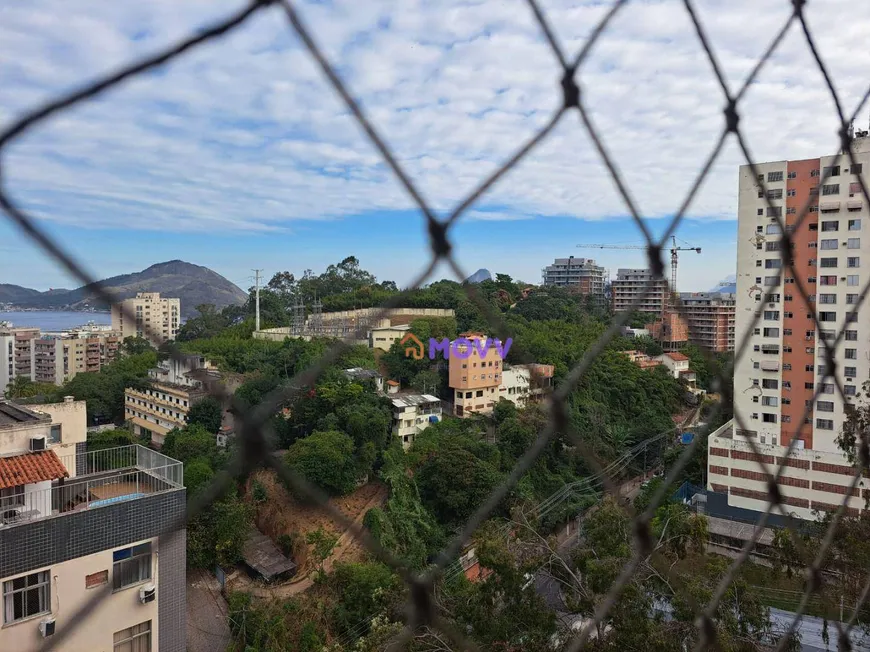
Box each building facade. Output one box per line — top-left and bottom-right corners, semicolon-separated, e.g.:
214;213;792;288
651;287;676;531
389;394;442;449
679;292;736;353
124;355;211;448
612;268;669;315
0;398;186;652
448;333;505;417
111;293;181;346
708;139;870;519
499;363;555;408
541;257;606;299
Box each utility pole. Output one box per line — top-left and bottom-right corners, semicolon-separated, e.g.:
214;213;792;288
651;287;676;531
253;269;263;332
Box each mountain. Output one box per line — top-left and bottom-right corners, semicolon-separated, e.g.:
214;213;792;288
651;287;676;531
710;274;737;294
0;284;43;303
6;261;247;319
464;269;492;284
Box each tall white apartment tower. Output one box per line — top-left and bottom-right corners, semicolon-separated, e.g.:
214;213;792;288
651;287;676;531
708;135;870;519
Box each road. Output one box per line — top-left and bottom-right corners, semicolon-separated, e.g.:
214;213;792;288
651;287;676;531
186;569;232;652
770;608;870;652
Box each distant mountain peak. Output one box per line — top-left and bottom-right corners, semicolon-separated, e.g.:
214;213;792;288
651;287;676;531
464;269;492;284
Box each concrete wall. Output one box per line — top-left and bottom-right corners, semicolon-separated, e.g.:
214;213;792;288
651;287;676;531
30;400;87;475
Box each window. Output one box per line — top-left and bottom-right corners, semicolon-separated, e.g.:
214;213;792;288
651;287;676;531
820;257;838;268
821;220;839;231
757;208;763;216
816;419;834;430
787;188;796;196
846;348;857;359
114;621;151;652
763;276;779;286
788;170;797;179
3;571;50;624
47;424;61;444
761;396;778;407
767;188;783;199
818;293;836;304
845;385;858;396
768;171;784;182
763;328;779;337
805;382;814;390
822;183;840;195
820;276;837;285
758;191;764;200
848;238;860;249
852;163;863;174
766;223;782;235
763;310;780;320
846;366;857;378
0;485;24;510
821;239;838;250
762;413;777;423
819;312;837;322
820;383;835;394
846;329;858;340
765;259;781;269
767;206;782;217
848;275;860;286
787;207;796;214
817;401;835;412
113;542;152;590
849;219;861;230
806;364;815;372
756;260;762;267
475;390;483;397
823;166;840;177
766;241;782;252
762;379;778;389
811;169;820;177
849;257;860;268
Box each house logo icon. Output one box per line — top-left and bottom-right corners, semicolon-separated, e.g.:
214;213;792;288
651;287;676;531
400;333;424;360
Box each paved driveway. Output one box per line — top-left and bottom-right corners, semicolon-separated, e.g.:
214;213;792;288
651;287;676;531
187;568;232;652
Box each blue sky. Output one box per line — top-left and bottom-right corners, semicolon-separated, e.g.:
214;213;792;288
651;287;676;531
2;0;870;293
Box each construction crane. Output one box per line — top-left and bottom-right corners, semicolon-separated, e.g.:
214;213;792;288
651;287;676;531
576;237;701;297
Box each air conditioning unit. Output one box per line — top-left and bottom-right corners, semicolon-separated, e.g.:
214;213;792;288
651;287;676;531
39;617;56;637
139;583;156;604
29;436;46;452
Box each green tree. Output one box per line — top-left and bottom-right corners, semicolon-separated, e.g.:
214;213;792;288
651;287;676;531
85;428;134;452
4;375;57;400
416;447;501;524
328;562;401;641
306;527;339;575
187;396;222;433
285;430;358;496
162;424;217;467
121;336;154;355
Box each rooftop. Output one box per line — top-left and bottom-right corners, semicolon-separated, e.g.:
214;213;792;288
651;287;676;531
0;450;68;489
242;527;297;583
665;352;690;362
391;393;440;409
0;401;48;427
344;367;381;380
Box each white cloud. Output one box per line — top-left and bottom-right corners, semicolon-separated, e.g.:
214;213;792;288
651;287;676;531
1;0;869;238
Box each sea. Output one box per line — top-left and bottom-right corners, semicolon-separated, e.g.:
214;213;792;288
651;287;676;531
0;311;112;331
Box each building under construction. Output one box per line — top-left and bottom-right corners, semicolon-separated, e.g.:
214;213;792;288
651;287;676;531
644;292;736;354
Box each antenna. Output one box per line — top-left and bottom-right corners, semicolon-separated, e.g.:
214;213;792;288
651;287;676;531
252;269;263;332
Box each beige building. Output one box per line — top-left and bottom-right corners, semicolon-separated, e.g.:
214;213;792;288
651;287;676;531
390;393;442;449
0;398;185;651
708;137;870;519
125;354;212;447
368;324;412;352
612;268;669;315
112;293;181;346
541;256;606;300
679;292;736;353
499;363;554;408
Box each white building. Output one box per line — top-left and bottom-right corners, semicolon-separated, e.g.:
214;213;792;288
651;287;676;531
368;324;412;352
0;398;186;651
499;363;555;408
111;292;181;346
389;394;441;449
708;138;870;519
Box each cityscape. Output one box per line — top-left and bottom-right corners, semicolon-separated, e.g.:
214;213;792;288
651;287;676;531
3;1;870;652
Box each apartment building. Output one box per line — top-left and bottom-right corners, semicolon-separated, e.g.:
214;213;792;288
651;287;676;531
541;256;606;299
708;139;870;519
389;393;442;449
0;398;185;652
499;363;555;408
448;333;505;417
0;328;121;388
112;293;181;346
612;268;668;315
125;355;212;447
679;292;736;353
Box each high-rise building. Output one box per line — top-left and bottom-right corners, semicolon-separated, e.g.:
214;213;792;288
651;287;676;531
611;268;668;315
708;139;870;518
542;257;606;299
0;398;186;651
679;292;736;353
112;293;181;346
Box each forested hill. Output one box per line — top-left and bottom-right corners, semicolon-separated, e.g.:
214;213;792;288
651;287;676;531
6;260;247;318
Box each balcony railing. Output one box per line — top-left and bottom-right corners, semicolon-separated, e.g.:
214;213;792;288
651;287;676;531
0;445;183;527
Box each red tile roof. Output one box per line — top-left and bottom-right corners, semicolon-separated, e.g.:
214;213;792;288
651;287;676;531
665;352;690;361
0;450;69;490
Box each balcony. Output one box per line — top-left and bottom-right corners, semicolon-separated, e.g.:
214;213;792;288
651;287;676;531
0;445;183;527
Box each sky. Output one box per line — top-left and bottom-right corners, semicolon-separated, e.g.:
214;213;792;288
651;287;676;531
1;0;870;294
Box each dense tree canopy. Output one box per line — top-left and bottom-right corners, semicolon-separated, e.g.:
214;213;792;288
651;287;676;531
284;430;359;496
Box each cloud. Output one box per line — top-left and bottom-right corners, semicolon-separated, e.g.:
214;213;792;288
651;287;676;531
1;0;870;237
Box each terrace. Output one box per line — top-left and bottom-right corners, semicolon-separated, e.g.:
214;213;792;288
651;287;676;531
0;445;183;527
